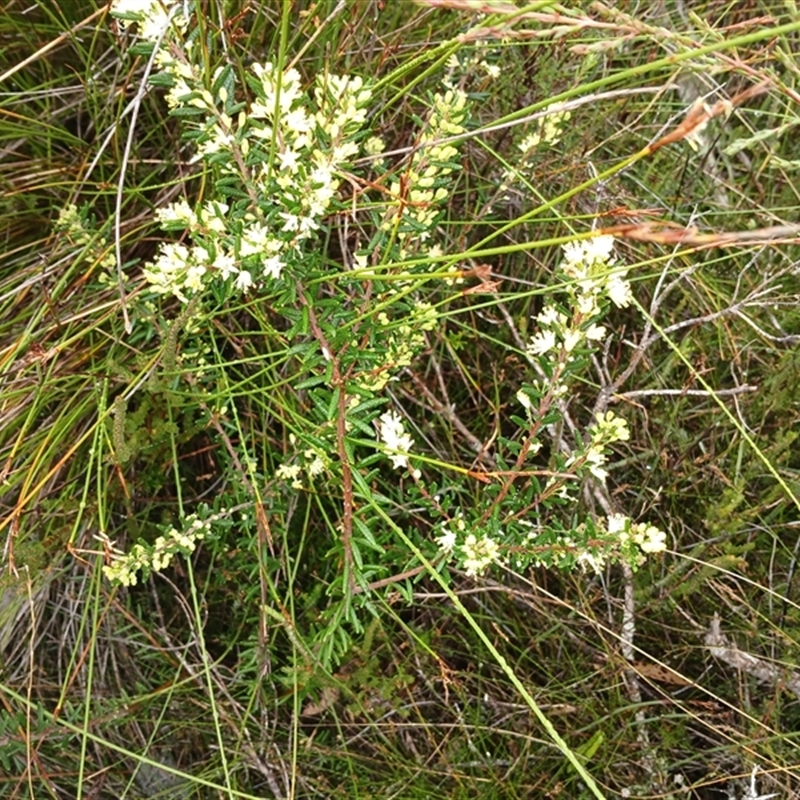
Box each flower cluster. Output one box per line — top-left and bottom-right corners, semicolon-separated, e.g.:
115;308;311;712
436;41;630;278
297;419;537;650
523;235;631;400
607;513;668;556
377;410;419;477
102;514;212;587
275;439;330;490
359;301;439;392
458;511;668;578
499;103;572;195
443;39;502;89
519;103;572;154
107;1;666;618
567;410;631;482
383;88;468;252
526;302;607;360
552;513;667;574
560;235;633;311
112;0;189;43
112;2;372;303
434;514;504;577
484;234;663;579
432;508;666;579
462;533;502;577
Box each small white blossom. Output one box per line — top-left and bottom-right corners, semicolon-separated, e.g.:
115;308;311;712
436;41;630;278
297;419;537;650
156;200;194;226
584;446;608;481
527;329;557;357
279;148;300;172
378;410;416;470
481;61;501;80
607;274;634;308
235;269;253;292
306;454;326;479
583;234;615;264
436;527;457;552
239;223;272;257
212;250;237;280
364;136;386;156
262;254;284;279
112;0;189;42
577;549;608;573
280;212;300;233
576;292;600;317
563;329;583;353
591;411;630;443
563;235;615;268
585;323;607;341
607;514;667;555
199;200;229;233
607;513;629;537
537;305;562;327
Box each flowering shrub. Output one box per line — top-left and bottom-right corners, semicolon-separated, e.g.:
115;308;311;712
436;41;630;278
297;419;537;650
102;0;666;655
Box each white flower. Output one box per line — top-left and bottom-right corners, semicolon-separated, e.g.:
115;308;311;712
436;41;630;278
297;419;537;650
239;223;272;257
142;242;194;300
306;454;326;478
592;411;630;443
482;61;501;79
284;107;312;136
112;0;189;42
607;513;629;538
462;533;501;577
633;523;667;554
537;306;563;328
235;269;253;292
102;514;210;586
297;214;319;236
276;463;303;489
584;446;608;481
378;410;415;470
577;549;608;572
262;254;284;279
577;292;600;317
364;136;386;156
332;141;360;163
564;236;613;267
607;274;633;308
563;329;583;353
583;235;615;264
585;323;607;341
212;250;237;280
279;148;300;172
280;212;300;233
561;240;590;268
156;199;194;226
165;77;194;109
527;329;557;357
184;264;206;292
199;200;229;232
519;131;543;153
276;463;302;480
436;527;457;552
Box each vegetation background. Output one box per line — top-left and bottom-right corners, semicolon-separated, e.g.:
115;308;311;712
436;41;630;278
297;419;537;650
2;0;800;798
